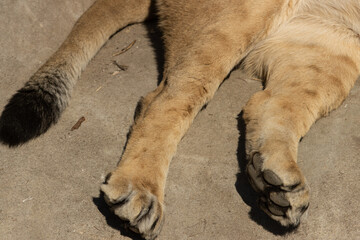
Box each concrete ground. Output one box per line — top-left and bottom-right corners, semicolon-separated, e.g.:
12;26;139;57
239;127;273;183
0;1;359;239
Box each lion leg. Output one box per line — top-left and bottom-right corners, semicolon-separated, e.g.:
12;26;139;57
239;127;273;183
0;0;152;146
100;41;241;240
243;30;359;226
100;2;288;239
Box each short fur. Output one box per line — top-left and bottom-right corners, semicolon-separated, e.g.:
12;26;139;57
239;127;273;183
0;0;359;239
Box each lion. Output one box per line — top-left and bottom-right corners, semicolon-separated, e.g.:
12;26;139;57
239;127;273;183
0;0;359;239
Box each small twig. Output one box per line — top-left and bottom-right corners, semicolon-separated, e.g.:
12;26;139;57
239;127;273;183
95;86;103;92
22;197;33;203
113;40;136;56
71;116;86;131
112;71;120;76
112;61;129;71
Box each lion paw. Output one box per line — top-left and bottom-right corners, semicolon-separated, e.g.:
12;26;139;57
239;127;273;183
101;174;164;240
246;152;310;226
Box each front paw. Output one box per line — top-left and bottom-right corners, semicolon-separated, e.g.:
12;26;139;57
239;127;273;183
247;152;310;227
101;174;164;240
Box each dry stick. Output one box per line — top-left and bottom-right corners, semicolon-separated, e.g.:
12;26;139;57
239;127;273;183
113;40;136;56
95;86;103;92
71;116;86;131
112;61;129;71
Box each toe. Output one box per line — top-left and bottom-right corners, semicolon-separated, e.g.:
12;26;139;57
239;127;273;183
269;192;290;207
263;170;283;186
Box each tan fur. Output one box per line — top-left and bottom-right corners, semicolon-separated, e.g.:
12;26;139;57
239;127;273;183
8;0;360;239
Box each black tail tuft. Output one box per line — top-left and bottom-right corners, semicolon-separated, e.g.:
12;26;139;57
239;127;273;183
0;87;61;147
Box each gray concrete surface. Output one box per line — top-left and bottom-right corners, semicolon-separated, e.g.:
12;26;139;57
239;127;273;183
0;1;359;239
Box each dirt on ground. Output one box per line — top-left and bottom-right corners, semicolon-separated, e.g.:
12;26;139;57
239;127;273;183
0;1;359;240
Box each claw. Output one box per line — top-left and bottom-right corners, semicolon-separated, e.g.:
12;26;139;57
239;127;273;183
252;152;264;170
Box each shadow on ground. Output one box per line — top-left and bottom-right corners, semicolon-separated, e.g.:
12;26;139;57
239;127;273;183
93;192;145;240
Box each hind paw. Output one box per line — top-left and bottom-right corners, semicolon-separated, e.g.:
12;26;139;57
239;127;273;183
247;152;310;226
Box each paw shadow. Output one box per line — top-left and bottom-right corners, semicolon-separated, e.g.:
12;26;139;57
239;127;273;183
92;192;145;240
235;111;298;236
